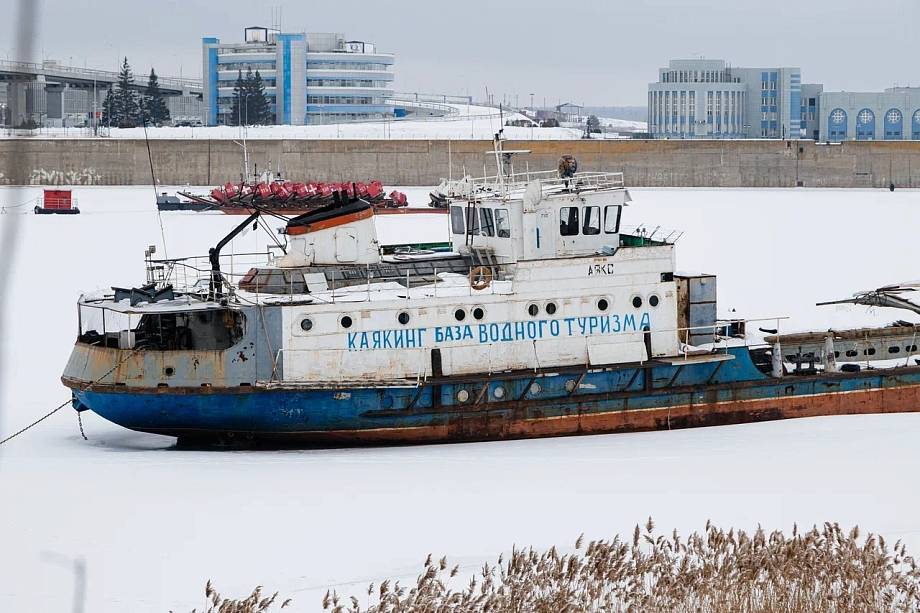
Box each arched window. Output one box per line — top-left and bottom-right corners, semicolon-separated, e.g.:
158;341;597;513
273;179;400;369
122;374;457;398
912;110;920;140
828;108;847;142
856;108;875;141
883;109;903;140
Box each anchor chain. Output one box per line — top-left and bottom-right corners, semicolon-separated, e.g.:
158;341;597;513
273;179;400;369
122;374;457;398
0;401;70;446
0;347;142;447
77;411;88;441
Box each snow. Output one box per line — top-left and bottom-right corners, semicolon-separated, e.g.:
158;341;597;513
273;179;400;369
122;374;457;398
0;104;645;141
1;185;919;612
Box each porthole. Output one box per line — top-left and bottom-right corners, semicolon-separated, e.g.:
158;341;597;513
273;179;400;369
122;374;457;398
648;294;660;308
545;302;557;316
632;295;643;309
597;298;609;312
565;379;577;392
454;308;466;322
341;315;353;329
300;318;314;332
845;349;858;357
397;311;410;325
457;389;470;403
864;348;876;356
907;345;918;352
527;303;539;317
493;386;506;399
889;346;900;354
473;307;485;320
164;366;175;377
834;351;840;358
529;382;542;396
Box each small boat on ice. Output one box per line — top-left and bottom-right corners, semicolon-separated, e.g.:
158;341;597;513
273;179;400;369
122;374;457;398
61;138;920;446
34;189;80;215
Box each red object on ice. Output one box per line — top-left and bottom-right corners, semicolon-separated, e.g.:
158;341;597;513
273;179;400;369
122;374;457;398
223;182;239;199
210;188;228;204
254;183;272;200
42;189;74;210
388;190;408;206
366;181;384;200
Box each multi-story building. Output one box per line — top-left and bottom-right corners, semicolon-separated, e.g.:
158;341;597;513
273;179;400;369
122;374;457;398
819;87;920;142
648;59;820;139
202;26;395;126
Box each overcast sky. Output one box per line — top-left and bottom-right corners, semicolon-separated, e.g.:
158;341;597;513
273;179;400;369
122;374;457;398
3;0;919;106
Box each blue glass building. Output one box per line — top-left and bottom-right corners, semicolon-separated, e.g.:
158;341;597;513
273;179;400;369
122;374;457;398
202;27;395;126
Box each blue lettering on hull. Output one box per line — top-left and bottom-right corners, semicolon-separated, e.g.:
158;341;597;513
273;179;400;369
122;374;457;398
349;314;653;351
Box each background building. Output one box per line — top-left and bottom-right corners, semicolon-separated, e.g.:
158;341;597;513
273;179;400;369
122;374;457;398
648;59;820;139
820;87;920;142
202;27;395;126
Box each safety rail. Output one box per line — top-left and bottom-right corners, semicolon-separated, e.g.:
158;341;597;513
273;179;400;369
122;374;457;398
0;60;199;90
442;171;626;201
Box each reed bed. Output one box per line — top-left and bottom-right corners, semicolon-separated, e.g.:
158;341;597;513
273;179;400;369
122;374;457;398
180;580;291;613
188;519;920;612
326;519;920;613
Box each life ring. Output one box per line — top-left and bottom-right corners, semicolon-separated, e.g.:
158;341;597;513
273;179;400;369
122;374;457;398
470;266;492;291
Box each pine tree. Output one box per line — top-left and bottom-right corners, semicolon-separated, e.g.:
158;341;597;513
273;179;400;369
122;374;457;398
229;70;244;126
101;86;117;128
114;57;140;128
142;68;170;126
248;70;273;125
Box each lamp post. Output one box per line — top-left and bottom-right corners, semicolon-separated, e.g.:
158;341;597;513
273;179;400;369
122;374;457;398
530;93;534;139
1;47;16;62
172;54;183;80
40;552;86;613
109;44;121;71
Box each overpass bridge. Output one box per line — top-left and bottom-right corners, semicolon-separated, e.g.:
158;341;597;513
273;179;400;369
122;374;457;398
0;60;201;126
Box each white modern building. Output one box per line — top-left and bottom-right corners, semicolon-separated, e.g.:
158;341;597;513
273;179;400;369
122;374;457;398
202;27;395;126
648;59;820;139
820;87;920;142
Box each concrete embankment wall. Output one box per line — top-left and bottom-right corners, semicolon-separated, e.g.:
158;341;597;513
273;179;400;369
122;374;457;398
2;138;920;188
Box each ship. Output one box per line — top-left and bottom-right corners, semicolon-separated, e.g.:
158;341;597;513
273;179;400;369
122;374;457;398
61;136;920;447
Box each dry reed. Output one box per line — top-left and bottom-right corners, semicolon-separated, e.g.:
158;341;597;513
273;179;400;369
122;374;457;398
322;519;920;613
178;579;291;613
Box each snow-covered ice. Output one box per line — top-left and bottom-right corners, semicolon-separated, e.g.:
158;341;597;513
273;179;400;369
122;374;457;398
0;104;645;141
1;185;919;612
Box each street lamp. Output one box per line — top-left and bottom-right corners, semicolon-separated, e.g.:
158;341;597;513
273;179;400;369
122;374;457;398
1;47;16;62
530;93;534;139
109;44;121;71
40;551;86;613
172;54;183;80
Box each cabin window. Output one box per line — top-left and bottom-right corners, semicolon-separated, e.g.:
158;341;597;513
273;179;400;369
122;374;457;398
450;206;465;234
495;208;511;238
604;205;621;234
559;207;579;236
480;208;495;237
582;206;601;235
466;206;480;236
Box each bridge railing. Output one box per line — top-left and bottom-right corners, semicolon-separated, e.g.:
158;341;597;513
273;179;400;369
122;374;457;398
0;60;200;91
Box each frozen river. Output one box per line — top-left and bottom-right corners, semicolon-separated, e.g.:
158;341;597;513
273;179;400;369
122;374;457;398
1;185;919;612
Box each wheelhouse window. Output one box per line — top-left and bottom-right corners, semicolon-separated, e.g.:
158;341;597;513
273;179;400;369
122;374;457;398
604;205;621;234
560;207;579;236
582;206;601;235
480;208;495;237
466;206;480;236
495;208;510;238
450;206;465;235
